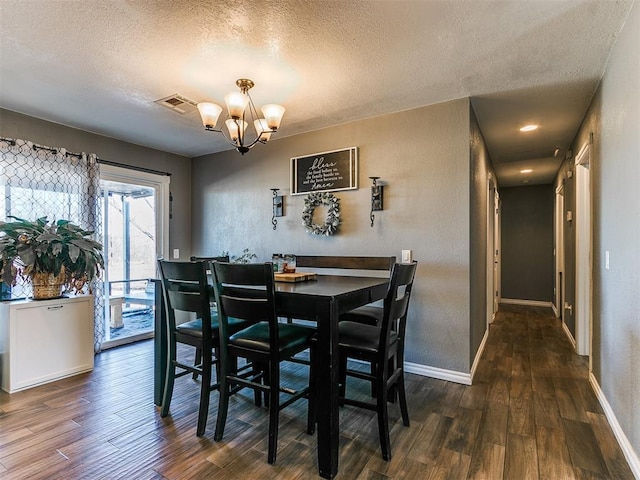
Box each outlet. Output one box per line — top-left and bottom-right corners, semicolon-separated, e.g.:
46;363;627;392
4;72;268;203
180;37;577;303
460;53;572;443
401;250;412;263
173;248;180;259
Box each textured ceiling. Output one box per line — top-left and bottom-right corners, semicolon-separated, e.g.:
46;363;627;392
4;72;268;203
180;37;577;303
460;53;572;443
0;0;634;187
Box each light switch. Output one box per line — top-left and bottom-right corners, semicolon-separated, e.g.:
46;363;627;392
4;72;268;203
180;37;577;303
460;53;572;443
605;251;610;270
173;249;180;259
401;250;412;263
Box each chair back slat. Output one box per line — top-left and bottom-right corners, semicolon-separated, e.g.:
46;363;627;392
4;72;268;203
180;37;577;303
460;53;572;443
220;295;271;323
165;287;203;314
212;262;278;348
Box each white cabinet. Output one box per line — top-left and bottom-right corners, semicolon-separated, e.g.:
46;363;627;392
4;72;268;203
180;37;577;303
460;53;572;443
0;295;94;393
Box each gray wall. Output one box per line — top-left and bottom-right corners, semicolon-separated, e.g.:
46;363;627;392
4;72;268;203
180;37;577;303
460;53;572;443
500;185;555;302
192;98;483;374
596;0;640;450
566;0;640;461
0;108;193;259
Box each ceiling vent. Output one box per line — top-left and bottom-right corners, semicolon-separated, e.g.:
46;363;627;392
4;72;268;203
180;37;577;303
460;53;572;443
154;94;198;114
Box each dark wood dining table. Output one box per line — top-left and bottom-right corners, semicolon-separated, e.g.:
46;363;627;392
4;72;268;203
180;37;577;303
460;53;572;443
154;274;389;479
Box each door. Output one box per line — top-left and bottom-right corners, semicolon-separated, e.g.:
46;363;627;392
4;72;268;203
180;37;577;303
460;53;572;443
99;165;169;348
575;141;591;357
555;185;565;320
486;180;500;324
493;190;501;314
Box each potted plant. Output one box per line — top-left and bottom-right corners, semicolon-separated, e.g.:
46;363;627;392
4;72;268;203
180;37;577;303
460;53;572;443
0;216;104;299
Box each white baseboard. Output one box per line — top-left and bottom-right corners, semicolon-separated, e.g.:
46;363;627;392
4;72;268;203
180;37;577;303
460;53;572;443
404;361;472;386
551;303;559;317
562;321;577;350
402;327;489;386
470;328;489;384
500;298;554;308
589;373;640;479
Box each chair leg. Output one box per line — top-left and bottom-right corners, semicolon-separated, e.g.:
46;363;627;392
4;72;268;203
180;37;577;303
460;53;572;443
263;362;271;408
397;370;410;427
214;369;230;441
371;361;378;398
193;347;202;380
376;374;392;461
196;350;212;437
160;338;177;417
267;360;280;464
307;346;317;435
251;360;262;407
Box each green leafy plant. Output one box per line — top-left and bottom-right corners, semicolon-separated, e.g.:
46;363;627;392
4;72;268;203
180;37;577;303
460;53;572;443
221;248;258;264
0;216;104;295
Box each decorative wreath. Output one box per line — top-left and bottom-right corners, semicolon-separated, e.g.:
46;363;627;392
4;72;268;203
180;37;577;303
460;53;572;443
302;192;340;235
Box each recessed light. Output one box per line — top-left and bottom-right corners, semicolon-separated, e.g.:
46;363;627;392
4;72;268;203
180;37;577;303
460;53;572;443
520;169;533;173
520;125;538;132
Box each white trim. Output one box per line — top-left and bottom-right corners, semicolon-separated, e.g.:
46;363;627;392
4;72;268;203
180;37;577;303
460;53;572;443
404;361;472;386
589;373;640;479
470;328;489;383
500;298;554;308
562;321;577;350
551;303;559;317
575;141;592;358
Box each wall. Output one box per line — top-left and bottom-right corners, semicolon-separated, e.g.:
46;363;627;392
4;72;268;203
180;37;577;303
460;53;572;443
192;98;477;374
500;185;555;302
590;0;639;465
0;109;192;259
557;0;639;468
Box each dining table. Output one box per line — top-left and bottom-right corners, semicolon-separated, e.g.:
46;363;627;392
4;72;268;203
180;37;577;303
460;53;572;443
154;274;389;479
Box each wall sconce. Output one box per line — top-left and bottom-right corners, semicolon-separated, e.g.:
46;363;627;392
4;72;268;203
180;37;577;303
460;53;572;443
271;188;284;230
369;176;384;227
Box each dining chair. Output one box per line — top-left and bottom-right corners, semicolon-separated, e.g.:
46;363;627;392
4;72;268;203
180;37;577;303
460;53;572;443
336;261;417;461
157;260;252;437
211;261;317;465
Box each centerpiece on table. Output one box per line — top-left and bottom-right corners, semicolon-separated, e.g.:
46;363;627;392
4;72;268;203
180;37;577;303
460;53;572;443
0;216;104;299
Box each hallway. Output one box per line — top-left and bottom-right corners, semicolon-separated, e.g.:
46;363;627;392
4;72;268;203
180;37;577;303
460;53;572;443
0;305;634;479
468;304;634;479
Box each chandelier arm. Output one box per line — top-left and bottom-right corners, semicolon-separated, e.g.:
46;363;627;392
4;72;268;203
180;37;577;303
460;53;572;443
216;125;239;147
237;134;263;151
216;118;262;152
246;91;261;123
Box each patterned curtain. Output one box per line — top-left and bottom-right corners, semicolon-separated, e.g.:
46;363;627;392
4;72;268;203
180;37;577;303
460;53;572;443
0;138;105;352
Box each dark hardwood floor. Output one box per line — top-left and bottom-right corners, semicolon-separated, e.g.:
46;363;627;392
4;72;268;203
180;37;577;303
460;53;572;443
0;305;634;479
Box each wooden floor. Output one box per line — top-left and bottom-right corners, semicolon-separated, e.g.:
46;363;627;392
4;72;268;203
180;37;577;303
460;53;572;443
0;305;634;479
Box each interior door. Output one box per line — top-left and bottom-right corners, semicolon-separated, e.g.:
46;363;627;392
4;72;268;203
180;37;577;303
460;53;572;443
493;190;501;314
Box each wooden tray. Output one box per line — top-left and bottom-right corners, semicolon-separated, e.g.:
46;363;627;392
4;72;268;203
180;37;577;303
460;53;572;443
274;272;317;283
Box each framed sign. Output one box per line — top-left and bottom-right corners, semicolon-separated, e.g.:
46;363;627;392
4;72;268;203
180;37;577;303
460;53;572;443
290;147;358;195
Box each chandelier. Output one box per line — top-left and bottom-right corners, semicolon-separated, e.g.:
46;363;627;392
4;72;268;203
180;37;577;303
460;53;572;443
196;79;285;155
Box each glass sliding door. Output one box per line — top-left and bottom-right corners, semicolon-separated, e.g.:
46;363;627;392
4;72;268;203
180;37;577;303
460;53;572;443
99;165;169;348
